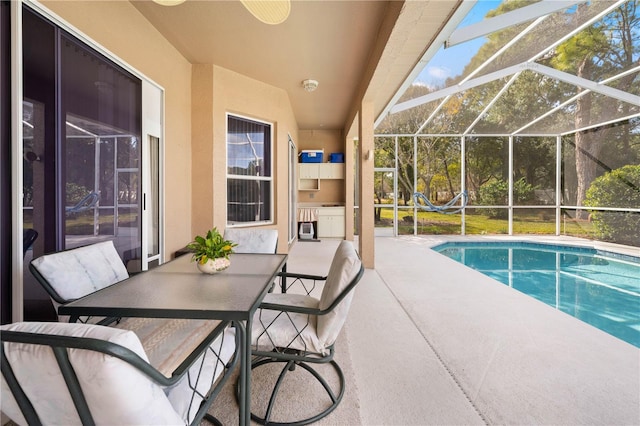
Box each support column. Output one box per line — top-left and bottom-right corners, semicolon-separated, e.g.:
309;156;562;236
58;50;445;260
358;101;375;268
191;64;215;235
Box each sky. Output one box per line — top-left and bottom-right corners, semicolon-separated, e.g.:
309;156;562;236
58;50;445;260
415;0;502;89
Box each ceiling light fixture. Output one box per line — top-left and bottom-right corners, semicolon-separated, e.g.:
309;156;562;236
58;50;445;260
302;79;319;92
152;0;186;6
240;0;291;25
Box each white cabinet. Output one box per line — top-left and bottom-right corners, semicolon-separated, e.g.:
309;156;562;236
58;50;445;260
318;163;344;179
317;207;345;238
299;164;320;191
299;163;320;179
299;163;344;180
298;164;345;191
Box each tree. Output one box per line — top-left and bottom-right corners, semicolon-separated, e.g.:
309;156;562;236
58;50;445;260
551;2;640;218
584;164;640;244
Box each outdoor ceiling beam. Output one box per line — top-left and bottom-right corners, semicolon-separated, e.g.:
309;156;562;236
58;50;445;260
391;63;525;114
530;63;640;106
393;61;640;117
559;112;640;136
446;0;586;48
514;65;640;134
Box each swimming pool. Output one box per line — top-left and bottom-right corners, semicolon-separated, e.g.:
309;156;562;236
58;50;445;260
432;241;640;348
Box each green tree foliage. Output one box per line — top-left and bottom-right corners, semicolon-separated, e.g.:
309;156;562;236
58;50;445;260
549;2;640;217
377;1;639;233
66;182;91;204
584;165;640;244
479;177;535;218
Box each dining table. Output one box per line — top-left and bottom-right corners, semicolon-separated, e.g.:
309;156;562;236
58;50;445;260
59;252;288;426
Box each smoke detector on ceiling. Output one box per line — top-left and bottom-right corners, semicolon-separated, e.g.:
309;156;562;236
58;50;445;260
302;79;319;92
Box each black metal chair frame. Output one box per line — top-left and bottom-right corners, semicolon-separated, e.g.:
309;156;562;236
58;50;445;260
1;320;240;426
245;265;364;426
22;229;38;257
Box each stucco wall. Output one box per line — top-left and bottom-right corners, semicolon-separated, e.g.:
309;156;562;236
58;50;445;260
41;0;193;258
192;64;298;253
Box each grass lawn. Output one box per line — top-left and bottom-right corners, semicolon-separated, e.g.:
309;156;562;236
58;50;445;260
376;207;595;238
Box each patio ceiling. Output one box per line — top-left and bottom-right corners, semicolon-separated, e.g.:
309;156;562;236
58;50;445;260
377;0;640;136
130;0;462;132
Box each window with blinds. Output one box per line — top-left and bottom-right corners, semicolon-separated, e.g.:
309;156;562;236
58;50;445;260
227;115;272;224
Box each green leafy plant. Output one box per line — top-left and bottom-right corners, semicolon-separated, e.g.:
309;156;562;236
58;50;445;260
187;228;237;264
584;165;640;245
479;178;535;219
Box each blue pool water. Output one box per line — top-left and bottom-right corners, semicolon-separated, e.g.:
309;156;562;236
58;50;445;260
433;241;640;348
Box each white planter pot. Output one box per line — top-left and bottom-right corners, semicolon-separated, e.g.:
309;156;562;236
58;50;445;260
196;257;231;274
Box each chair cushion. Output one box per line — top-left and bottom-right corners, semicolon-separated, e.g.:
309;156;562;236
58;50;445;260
317;240;361;349
251;293;324;353
115;317;222;376
224;228;278;254
0;322;184;425
31;240;129;301
115;317;237;423
165;326;237;423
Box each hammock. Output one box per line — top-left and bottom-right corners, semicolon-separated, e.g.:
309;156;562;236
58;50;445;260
66;192;99;214
413;191;468;214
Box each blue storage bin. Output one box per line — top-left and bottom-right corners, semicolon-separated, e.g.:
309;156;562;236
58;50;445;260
329;153;344;163
300;150;324;163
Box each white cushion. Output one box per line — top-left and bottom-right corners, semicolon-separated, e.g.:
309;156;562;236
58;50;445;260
224;228;278;254
251;293;324;354
165;326;237;422
0;322;184;425
31;240;129;301
114;317;237;423
316;240;361;348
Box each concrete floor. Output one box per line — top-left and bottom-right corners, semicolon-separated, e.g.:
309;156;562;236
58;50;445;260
287;236;639;425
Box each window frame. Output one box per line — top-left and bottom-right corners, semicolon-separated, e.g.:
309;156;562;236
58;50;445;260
226;113;274;227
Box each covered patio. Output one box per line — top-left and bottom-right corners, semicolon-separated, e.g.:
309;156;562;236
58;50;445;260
3;0;639;424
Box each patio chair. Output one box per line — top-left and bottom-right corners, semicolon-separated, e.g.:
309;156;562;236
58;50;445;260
223;228;278;254
0;320;238;425
223;228;285;292
29;240;129;324
247;240;364;425
28;240;240;421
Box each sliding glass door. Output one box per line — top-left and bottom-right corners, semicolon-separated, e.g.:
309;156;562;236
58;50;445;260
22;5;149;319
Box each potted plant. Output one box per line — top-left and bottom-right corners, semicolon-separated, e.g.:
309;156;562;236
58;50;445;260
187;227;237;274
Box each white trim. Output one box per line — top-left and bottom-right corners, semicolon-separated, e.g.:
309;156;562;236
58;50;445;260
11;1;24;323
288;133;297;244
225;113;275;227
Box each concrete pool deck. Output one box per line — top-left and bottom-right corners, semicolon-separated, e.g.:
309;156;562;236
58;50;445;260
288;236;639;425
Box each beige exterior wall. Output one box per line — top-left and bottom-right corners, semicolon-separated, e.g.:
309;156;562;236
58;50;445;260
192;65;298;253
41;0;193;258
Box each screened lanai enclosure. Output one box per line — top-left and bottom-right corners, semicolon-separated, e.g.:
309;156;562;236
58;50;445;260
374;0;640;247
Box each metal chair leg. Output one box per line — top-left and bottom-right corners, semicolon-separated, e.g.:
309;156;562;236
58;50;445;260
244;357;345;426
